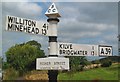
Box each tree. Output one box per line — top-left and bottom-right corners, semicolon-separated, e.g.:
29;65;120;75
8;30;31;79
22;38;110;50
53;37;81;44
5;40;45;75
68;56;88;71
101;59;112;67
69;56;80;71
79;57;89;71
26;40;41;49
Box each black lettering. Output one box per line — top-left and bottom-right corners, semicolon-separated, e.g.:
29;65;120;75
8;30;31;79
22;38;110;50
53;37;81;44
8;23;13;30
105;48;108;55
91;51;94;55
35;28;39;34
48;9;51;13
19;18;23;25
14;24;20;31
19;25;23;32
59;49;90;56
28;27;31;33
33;27;36;33
80;51;82;53
105;48;111;55
65;45;69;49
62;50;65;54
101;48;104;54
59;44;63;49
69;50;74;55
57;62;65;65
52;9;56;12
67;50;70;55
31;27;35;33
108;48;111;55
42;29;47;35
16;17;19;24
8;16;14;23
73;50;77;55
59;50;62;54
40;62;51;65
83;51;85;55
24;26;28;32
43;23;46;28
28;20;31;26
70;44;73;49
24;19;28;26
51;5;54;8
85;51;87;55
78;51;80;55
31;21;36;27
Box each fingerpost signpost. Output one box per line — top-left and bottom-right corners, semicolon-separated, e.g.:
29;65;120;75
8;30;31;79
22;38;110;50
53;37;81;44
5;3;113;82
45;3;67;82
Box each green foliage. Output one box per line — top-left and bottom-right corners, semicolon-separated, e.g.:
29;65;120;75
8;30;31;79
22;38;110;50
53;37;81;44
68;56;89;71
26;40;41;49
101;59;112;67
99;56;120;63
79;57;90;71
3;62;10;70
58;64;119;80
69;56;80;71
5;40;45;75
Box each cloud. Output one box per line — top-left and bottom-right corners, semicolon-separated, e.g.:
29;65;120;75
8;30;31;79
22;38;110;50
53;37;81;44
58;2;118;25
28;34;49;55
69;0;119;2
57;2;118;55
2;0;119;2
59;18;117;38
2;2;118;59
2;0;28;2
0;3;2;57
2;2;42;19
2;2;47;57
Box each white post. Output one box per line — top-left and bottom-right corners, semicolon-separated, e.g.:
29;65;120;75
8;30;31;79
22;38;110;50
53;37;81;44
45;3;61;82
48;18;59;56
45;3;61;57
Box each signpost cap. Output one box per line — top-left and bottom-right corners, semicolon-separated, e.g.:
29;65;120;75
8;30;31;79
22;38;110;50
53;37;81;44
45;3;61;18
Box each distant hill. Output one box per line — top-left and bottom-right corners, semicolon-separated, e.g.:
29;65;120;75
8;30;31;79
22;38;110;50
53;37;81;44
99;56;120;63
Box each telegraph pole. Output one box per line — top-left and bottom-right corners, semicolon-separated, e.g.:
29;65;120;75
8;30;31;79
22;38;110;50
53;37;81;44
45;3;61;82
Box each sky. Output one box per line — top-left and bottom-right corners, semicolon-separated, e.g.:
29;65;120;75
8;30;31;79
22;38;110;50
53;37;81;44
0;0;119;61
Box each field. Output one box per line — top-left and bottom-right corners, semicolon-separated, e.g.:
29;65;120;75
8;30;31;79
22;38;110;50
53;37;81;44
58;64;119;80
3;63;120;80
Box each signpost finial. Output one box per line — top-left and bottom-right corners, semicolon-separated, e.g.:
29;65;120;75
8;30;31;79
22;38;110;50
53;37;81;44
45;3;61;18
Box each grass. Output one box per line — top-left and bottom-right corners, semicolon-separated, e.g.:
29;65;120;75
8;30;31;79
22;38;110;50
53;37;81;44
58;64;119;80
3;67;19;80
3;63;119;80
24;70;48;80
